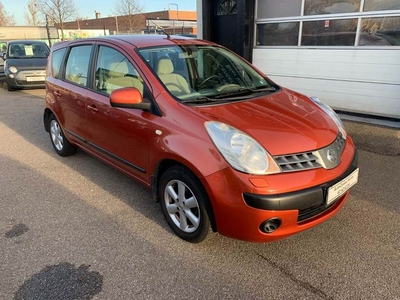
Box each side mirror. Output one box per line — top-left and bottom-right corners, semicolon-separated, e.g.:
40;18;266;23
0;52;5;60
110;87;151;111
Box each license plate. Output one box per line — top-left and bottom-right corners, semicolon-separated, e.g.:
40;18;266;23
326;168;359;206
26;76;45;82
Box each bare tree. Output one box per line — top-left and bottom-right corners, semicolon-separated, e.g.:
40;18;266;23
114;0;143;33
0;1;16;26
25;0;42;26
35;0;77;40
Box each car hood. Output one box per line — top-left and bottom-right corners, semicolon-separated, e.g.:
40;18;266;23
188;89;339;155
5;57;48;69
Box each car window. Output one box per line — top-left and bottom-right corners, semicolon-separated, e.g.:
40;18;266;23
64;45;92;87
8;42;49;58
95;46;144;96
51;48;66;79
138;45;272;101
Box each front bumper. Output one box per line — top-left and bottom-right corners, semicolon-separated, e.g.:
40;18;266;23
202;138;358;242
5;70;46;89
244;150;358;222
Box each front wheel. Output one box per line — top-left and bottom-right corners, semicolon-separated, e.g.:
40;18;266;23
159;166;211;243
48;114;77;157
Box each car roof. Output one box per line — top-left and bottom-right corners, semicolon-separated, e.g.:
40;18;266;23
51;35;216;51
9;40;48;44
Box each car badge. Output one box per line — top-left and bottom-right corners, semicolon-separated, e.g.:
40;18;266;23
327;149;338;164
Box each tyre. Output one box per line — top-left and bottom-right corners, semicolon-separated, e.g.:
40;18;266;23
7;84;15;91
49;114;77;157
159;166;211;243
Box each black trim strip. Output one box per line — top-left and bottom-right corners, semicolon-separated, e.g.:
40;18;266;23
65;129;146;174
243;150;358;211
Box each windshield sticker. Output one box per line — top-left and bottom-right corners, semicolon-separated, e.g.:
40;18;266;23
25;45;34;56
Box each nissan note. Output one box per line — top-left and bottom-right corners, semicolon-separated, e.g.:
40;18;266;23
44;35;358;243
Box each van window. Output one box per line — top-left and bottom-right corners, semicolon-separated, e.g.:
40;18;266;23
64;45;92;86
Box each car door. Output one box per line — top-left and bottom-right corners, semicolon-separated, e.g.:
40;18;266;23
85;44;152;182
55;44;93;143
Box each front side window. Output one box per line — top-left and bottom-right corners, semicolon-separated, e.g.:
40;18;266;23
64;45;92;86
302;18;358;46
95;46;144;96
138;45;276;103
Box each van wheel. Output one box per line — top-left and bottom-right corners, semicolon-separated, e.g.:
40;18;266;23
159;166;211;243
49;114;77;157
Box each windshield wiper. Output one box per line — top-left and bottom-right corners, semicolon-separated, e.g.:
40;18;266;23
213;86;277;100
181;96;218;104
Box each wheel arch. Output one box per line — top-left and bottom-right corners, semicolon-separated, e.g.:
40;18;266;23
151;159;217;233
43;108;53;132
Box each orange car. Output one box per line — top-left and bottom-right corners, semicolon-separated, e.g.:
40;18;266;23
43;35;358;243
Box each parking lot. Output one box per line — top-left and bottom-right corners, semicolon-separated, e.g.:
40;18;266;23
0;85;399;299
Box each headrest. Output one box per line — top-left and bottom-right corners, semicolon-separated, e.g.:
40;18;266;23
157;58;174;75
109;61;129;77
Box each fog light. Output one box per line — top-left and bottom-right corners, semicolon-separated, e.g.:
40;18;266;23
9;74;15;79
260;218;281;234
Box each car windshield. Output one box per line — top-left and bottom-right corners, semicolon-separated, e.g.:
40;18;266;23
138;45;277;103
8;42;50;59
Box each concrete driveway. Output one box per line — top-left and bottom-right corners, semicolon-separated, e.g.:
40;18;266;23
0;86;399;299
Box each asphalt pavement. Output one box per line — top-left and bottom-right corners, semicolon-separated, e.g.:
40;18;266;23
0;86;399;300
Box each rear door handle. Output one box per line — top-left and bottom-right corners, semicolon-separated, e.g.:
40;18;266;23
87;105;98;113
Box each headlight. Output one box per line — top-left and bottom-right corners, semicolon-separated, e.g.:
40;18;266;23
9;66;18;73
205;121;281;175
310;97;347;139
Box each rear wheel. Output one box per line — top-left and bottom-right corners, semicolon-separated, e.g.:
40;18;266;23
159;166;211;243
49;114;77;157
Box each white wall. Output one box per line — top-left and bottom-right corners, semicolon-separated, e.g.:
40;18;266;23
253;48;400;119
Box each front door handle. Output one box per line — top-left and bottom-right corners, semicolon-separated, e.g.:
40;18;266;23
54;90;61;97
87;105;98;113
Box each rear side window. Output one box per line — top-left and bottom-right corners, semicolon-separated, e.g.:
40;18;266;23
65;45;92;87
51;48;66;79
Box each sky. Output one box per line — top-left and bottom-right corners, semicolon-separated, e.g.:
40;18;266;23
5;0;197;26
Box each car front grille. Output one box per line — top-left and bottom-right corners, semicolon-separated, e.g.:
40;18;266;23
274;152;321;172
273;133;346;172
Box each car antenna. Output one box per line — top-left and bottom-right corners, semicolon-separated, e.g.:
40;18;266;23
127;5;172;39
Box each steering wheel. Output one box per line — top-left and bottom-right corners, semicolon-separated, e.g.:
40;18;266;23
198;75;221;90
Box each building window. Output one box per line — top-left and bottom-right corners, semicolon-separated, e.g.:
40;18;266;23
304;0;361;15
256;22;300;46
302;19;358;46
364;0;400;12
217;0;237;16
257;0;302;19
360;16;400;45
255;0;400;47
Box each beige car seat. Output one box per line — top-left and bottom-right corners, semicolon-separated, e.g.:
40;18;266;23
105;61;143;95
156;57;190;96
